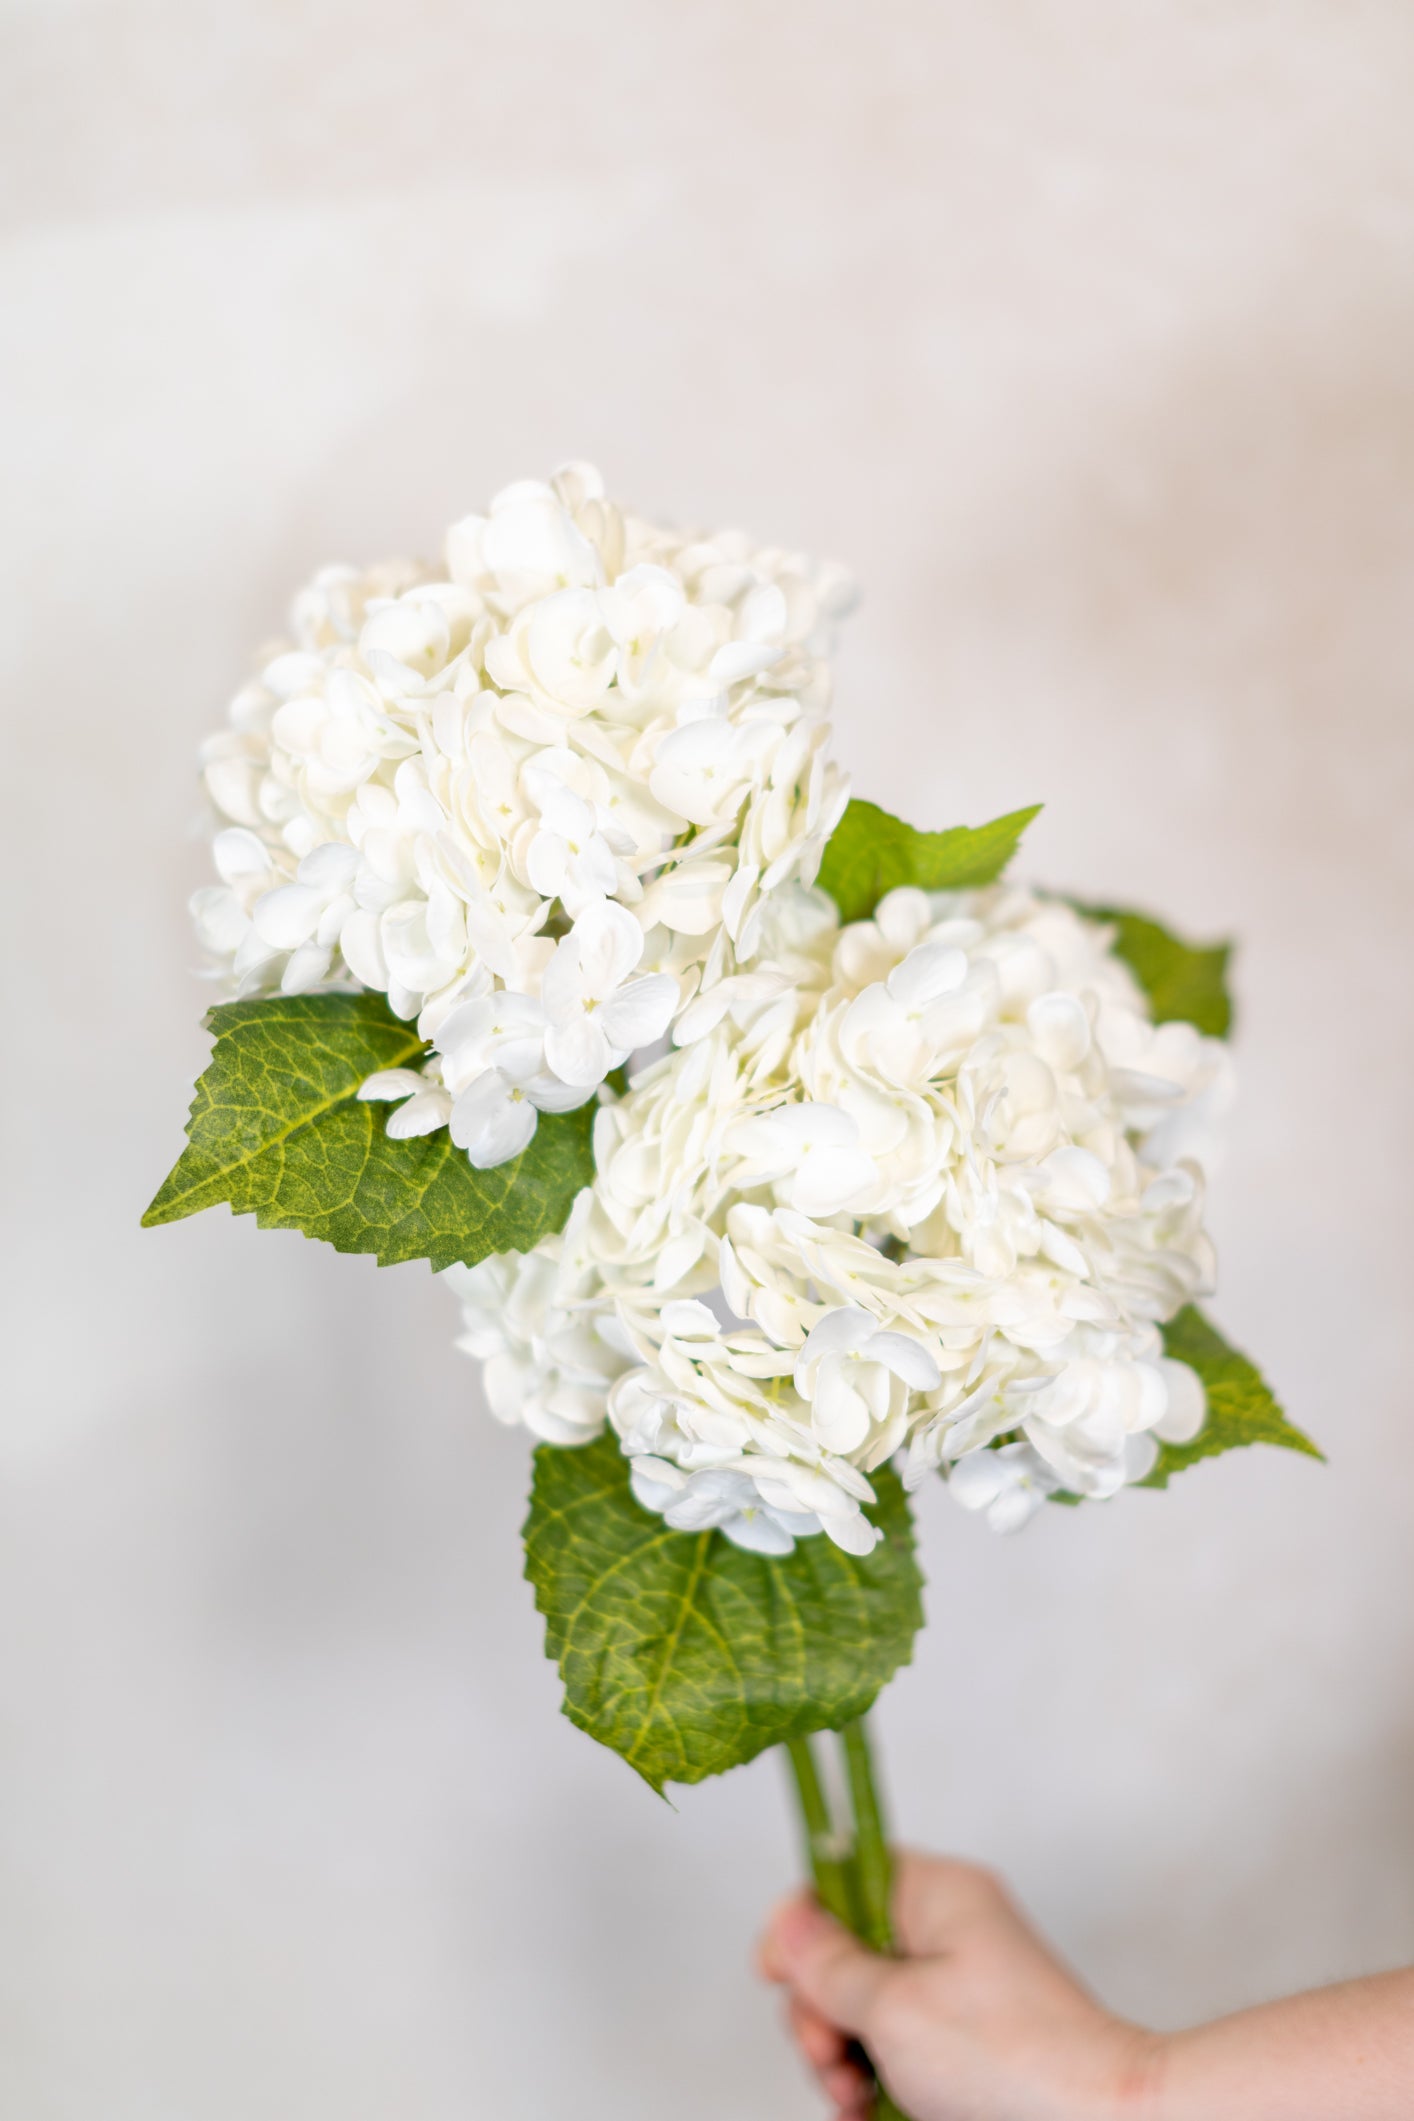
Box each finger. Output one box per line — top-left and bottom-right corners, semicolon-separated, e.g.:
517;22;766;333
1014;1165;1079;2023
822;2058;873;2113
768;1896;892;2038
788;1995;848;2071
758;1892;809;1983
891;1846;1006;1955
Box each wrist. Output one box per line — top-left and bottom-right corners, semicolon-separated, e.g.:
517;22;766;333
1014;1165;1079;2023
1105;2020;1173;2121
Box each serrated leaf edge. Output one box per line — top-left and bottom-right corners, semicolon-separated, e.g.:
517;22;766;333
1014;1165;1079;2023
142;1004;425;1228
523;1457;923;1794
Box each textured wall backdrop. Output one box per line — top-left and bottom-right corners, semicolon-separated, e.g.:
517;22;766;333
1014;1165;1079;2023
3;4;1413;2116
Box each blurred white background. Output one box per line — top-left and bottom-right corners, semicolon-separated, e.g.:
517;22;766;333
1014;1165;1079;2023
3;3;1413;2115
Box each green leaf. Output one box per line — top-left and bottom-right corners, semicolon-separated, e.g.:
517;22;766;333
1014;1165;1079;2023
1141;1306;1322;1489
523;1432;925;1793
817;799;1042;924
1073;903;1234;1037
142;992;595;1270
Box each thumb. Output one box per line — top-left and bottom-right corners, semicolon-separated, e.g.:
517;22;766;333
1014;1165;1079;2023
768;1895;893;2038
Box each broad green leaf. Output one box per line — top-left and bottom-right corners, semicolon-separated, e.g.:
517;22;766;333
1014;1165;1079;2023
523;1432;925;1793
817;799;1042;925
142;992;595;1270
1073;903;1234;1037
1141;1306;1322;1489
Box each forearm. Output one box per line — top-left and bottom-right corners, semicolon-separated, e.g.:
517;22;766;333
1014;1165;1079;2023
1148;1970;1414;2121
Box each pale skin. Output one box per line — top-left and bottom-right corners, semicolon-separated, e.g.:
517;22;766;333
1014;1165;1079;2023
758;1851;1414;2121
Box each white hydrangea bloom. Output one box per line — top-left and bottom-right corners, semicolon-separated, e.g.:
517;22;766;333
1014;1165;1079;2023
946;1440;1060;1533
444;880;1229;1551
442;1224;629;1446
193;464;852;1167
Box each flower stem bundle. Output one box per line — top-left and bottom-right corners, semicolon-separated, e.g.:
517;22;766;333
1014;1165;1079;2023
788;1720;906;2113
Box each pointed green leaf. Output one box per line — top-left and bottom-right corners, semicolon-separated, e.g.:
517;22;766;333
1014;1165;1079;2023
1141;1306;1322;1489
142;992;595;1269
523;1431;925;1793
1073;903;1234;1037
817;799;1043;924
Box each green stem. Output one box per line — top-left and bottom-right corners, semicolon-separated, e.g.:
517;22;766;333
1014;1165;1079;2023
841;1717;908;2119
782;1717;911;2121
783;1734;856;1930
873;2070;910;2116
841;1717;894;1955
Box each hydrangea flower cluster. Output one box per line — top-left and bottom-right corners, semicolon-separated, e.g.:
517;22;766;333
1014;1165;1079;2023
189;464;1229;1557
192;464;850;1166
446;880;1230;1554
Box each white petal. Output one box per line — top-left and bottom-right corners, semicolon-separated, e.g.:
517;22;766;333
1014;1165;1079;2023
708;639;781;683
717;1236;752;1321
946;1453;1009;1510
437;992;546;1083
190;886;249;955
886;943;967;1010
798;1308;876;1365
338;909;389;989
1039;1219;1089;1277
1039;1145;1112;1212
738;581;787;643
647;861;730;932
261;649;324;696
573;900;643;998
212;827;273;885
661;1299;721;1341
868;1331;942;1392
486;1031;553;1087
873;888;932;950
315;891;356;949
232;929;278;980
787;1145;878;1218
525;833;570;901
541;934;585;1027
357;1068;428;1102
297;841;360;892
819;1509;881;1556
462;893;521;982
564;836;619;910
599;562;684;644
1153;1358;1208;1444
776;1102;859;1149
721;1509;797;1556
987;1482;1049;1533
444;511;489;587
523;1073;593;1115
280;942;332;992
539;783;595;838
1028;991;1092;1073
662;1477;741;1533
544;1012;611;1088
449;1070;538;1168
813;1367;872;1454
654;716;734;767
628;1473;679;1517
721;859;759;941
252;882;325;949
597;973;677;1053
1122;1431;1160;1483
386;1088;453;1138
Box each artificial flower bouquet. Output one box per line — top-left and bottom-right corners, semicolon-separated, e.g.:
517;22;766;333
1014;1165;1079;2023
144;466;1318;2118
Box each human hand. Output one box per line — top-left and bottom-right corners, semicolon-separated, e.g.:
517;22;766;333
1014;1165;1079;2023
758;1851;1160;2121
